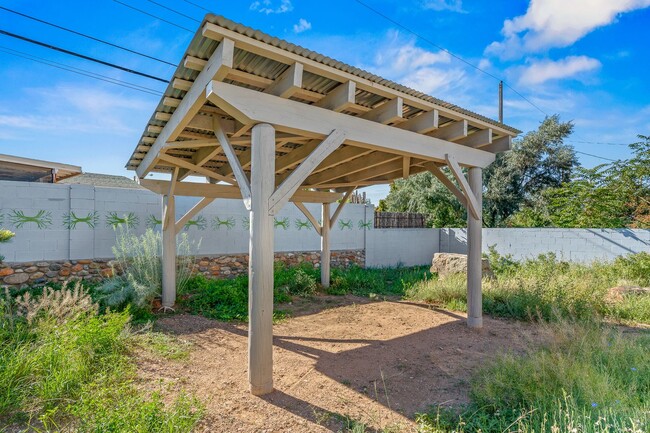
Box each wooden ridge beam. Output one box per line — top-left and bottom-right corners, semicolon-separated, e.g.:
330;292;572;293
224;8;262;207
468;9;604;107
314;158;404;187
140;179;343;203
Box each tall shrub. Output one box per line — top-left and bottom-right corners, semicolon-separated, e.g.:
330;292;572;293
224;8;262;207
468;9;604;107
97;228;197;308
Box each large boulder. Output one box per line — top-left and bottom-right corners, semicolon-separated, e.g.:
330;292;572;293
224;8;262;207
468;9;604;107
431;253;493;279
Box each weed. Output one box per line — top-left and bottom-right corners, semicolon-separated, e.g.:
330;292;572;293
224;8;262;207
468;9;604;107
408;252;650;324
417;319;650;433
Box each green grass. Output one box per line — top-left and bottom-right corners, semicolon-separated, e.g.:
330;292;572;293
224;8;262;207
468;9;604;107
0;285;202;432
179;263;430;322
417;320;649;433
407;252;650;324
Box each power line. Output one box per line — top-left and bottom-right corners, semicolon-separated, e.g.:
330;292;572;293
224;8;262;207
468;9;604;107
567;139;628;146
0;46;163;96
144;0;200;23
575;150;618;162
0;6;176;67
181;0;211;13
353;0;548;117
112;0;193;33
0;29;169;83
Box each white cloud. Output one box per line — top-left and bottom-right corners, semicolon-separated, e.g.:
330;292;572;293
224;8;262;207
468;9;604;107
293;18;311;34
486;0;650;59
367;31;466;96
422;0;464;12
250;0;293;14
518;56;601;85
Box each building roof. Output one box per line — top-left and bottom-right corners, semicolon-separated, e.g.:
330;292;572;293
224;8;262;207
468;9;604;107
58;172;144;189
127;14;520;192
0;153;81;182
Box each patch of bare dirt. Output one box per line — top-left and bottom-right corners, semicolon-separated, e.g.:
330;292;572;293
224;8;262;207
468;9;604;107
139;297;542;432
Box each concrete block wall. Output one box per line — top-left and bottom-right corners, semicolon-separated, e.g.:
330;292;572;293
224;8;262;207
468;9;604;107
365;228;440;267
0;180;371;262
440;228;650;263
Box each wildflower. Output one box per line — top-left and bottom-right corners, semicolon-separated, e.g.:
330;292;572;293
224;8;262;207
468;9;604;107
630;367;637;371
591;402;598;407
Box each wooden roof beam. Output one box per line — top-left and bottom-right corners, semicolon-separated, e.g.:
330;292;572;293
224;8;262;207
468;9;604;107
140;179;343;203
264;62;303;98
455;128;492;148
396;109;439;134
206;80;496;168
430;120;468;141
314;81;356;112
202;22;518;137
480;135;511;153
360;97;403;124
305;151;401;186
137;38;235;177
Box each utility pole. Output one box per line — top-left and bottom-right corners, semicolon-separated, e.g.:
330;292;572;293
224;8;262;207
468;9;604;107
498;81;503;123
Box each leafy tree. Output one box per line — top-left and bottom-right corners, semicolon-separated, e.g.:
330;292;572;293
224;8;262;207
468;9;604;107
379;115;577;227
378;170;466;227
513;134;650;228
483;115;577;226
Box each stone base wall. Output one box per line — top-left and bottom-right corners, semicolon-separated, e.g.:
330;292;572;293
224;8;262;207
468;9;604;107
0;249;365;289
192;250;365;279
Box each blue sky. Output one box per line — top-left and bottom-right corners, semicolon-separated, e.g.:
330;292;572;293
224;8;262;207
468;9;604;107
1;0;649;204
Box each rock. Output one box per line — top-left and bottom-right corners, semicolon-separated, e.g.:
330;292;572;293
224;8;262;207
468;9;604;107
77;270;89;277
29;272;45;280
4;272;30;285
49;263;62;271
46;271;59;278
71;264;83;272
35;261;49;267
0;268;14;277
77;259;92;265
24;266;38;273
606;286;650;303
430;253;493;279
59;269;71;277
100;268;114;278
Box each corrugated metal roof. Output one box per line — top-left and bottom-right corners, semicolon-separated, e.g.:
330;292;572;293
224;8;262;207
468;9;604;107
127;14;520;170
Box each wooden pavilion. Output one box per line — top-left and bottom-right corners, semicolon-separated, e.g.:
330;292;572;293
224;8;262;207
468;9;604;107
126;14;520;395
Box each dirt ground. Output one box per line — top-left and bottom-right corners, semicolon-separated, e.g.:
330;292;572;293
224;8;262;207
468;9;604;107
141;296;541;432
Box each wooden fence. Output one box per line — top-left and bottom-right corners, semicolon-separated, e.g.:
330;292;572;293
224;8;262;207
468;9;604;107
374;212;426;228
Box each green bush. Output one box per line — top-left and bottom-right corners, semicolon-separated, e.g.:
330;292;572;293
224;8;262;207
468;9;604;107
96;228;197;309
0;284;202;431
418;320;650;433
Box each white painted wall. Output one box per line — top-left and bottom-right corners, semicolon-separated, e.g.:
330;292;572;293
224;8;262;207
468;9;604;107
2;181;648;265
0;180;370;262
365;228;440;267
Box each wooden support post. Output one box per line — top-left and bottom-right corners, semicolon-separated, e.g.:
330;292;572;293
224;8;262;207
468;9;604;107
321;202;331;288
161;194;176;308
248;123;275;395
467;167;483;329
